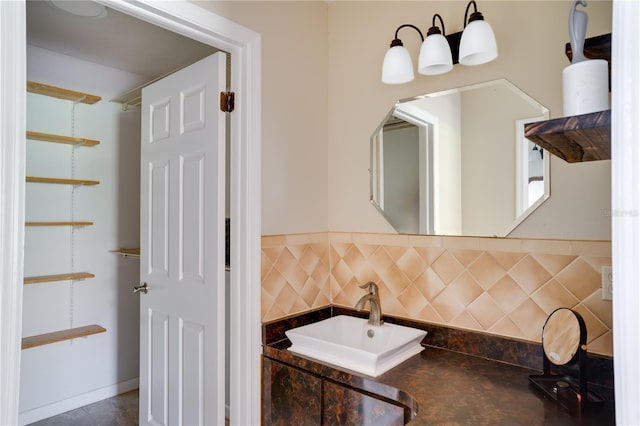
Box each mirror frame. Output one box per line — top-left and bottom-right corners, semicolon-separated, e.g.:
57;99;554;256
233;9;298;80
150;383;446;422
370;79;550;237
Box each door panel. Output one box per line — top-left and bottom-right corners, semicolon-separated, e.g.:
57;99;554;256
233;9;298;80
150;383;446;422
140;52;226;426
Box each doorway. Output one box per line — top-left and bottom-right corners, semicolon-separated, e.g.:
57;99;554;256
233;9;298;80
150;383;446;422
10;1;261;425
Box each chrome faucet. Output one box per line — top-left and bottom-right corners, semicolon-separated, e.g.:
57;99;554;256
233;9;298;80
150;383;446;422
355;282;383;326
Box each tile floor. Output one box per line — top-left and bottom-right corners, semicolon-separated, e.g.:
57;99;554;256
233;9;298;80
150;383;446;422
29;390;139;426
28;391;230;426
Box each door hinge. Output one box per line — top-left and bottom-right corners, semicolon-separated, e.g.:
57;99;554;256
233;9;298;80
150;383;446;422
220;91;235;113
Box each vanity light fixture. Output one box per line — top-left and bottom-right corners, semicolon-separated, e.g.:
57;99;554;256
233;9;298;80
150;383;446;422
381;0;498;84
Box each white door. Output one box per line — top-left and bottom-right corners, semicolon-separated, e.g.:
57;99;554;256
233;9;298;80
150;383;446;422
139;52;227;426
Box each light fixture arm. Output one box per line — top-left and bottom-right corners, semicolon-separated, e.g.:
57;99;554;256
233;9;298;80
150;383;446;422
464;0;485;27
428;14;446;36
390;24;424;47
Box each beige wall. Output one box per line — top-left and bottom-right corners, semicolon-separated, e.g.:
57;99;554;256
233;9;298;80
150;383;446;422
195;1;330;235
328;1;612;240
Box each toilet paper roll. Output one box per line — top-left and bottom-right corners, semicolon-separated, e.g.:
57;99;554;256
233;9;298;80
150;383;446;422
563;59;609;116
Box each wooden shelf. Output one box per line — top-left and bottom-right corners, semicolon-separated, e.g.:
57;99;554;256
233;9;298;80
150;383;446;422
24;272;95;285
110;248;140;259
525;110;611;163
22;325;106;349
26;176;100;186
27;81;101;105
26;221;94;227
26;130;100;147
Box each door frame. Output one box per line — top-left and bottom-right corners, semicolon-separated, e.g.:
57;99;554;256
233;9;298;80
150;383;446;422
0;1;262;425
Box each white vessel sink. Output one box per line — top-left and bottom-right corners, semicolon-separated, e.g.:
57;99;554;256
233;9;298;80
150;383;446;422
286;315;427;377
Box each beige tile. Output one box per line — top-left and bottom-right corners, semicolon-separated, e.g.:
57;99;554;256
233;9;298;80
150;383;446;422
570;240;612;257
262;246;284;265
263;302;287;323
327;232;352;244
468;253;506;290
351;233;381;246
273;283;300;314
587;331;613;357
261;290;275;321
287;233;327;245
478;238;523;253
441;236;482;250
582;290;613;329
275;249;309;289
353;243;380;258
522;239;572;255
487;275;528;314
431;251;464;284
262;268;287;298
379;233;410;247
467;293;504;330
298;246;321;275
531;253;577;275
379;263;411;296
368;246;396;274
384;245;410;262
530;279;580;315
573;303;609;342
416;304;445;325
331;242;353;258
396;248;428;281
261;252;273;280
447;271;484;307
488;251;527;271
555;258;601;300
432;289;466;323
450;311;483;331
301;280;320;307
508;255;552;294
261;235;286;248
450;249;482;267
408;234;442;248
489;316;526;341
331;259;355;288
413;247;445;267
508;299;548;340
397;284;429;317
328;245;342;269
581;256;612;271
414;268;446;301
342;245;368;278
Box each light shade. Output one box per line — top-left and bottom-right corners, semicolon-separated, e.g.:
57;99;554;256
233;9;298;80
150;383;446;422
458;19;498;66
418;33;453;75
382;44;415;84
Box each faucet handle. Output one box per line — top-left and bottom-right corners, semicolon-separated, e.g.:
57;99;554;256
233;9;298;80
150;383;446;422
359;281;379;295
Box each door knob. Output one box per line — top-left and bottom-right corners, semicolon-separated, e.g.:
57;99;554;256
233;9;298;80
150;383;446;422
133;282;148;294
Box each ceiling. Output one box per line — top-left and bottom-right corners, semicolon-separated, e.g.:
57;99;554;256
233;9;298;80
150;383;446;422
26;0;219;81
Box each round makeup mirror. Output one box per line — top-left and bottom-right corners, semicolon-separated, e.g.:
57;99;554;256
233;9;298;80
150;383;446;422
541;307;586;366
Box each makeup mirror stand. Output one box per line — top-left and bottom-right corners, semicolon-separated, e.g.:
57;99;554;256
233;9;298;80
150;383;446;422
528;308;604;416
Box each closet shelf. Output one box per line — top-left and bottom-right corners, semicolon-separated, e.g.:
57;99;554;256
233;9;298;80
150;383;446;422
26;221;94;227
26;176;100;186
524;110;611;163
22;325;106;350
26;130;100;147
110;248;140;259
27;81;101;105
24;272;95;285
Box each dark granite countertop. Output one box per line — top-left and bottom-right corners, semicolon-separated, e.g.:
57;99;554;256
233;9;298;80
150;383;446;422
263;307;615;426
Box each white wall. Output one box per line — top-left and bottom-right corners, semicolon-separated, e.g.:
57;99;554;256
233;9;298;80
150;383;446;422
20;46;142;423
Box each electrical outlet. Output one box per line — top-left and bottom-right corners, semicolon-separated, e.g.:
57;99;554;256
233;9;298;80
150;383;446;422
601;266;613;301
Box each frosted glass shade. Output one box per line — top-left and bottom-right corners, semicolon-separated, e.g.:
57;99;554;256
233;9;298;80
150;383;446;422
382;45;415;84
418;33;453;75
458;20;497;66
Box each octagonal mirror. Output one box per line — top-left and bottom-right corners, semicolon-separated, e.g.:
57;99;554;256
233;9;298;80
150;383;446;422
370;79;550;237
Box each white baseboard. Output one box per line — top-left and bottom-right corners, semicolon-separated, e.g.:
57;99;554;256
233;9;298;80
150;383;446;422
19;378;139;425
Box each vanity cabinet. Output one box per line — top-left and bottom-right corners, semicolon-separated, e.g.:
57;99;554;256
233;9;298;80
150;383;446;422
262;357;407;425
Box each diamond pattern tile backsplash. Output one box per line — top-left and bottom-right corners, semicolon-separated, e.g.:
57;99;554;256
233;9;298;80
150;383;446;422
261;232;612;357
